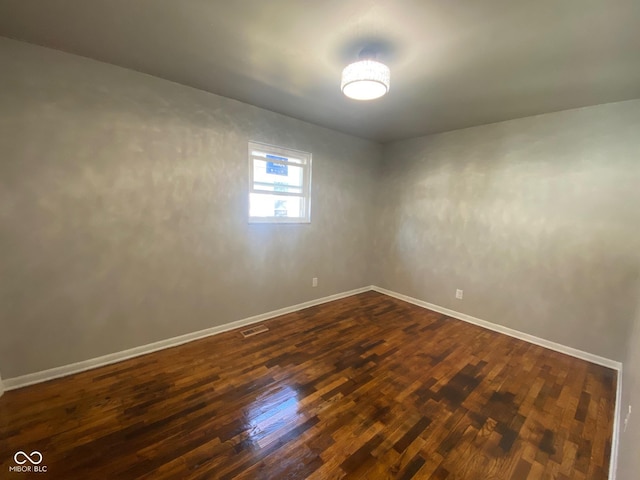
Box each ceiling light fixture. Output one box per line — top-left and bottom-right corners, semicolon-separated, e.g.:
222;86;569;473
341;49;390;101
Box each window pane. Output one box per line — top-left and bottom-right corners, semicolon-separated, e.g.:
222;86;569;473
249;193;305;218
251;150;305;164
253;159;304;189
248;141;311;224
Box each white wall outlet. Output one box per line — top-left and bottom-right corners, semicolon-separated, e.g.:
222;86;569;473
624;405;632;432
312;277;318;287
456;289;463;299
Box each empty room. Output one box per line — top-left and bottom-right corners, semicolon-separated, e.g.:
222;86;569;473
1;1;639;479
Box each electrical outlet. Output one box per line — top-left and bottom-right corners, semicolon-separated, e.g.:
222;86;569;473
312;277;318;287
624;405;632;432
456;289;463;299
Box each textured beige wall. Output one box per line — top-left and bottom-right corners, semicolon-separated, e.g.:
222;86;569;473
0;38;380;378
374;101;640;361
616;294;640;479
1;35;639;384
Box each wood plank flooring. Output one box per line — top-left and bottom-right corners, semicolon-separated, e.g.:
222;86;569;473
0;292;616;479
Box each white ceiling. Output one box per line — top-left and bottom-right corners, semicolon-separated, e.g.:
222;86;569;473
1;0;639;142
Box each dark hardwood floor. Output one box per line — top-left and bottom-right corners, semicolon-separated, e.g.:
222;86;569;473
0;292;616;479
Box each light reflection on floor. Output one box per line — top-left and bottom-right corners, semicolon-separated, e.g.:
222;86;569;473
244;385;301;449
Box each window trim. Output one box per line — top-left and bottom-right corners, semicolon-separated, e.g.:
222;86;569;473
248;141;312;224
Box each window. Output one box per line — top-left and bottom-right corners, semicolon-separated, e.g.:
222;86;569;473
248;141;312;223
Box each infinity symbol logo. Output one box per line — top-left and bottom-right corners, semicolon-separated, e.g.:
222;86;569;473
13;451;43;465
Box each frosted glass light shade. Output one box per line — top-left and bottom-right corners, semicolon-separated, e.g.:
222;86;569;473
341;60;390;100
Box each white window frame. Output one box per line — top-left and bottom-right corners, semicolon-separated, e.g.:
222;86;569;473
248;141;312;224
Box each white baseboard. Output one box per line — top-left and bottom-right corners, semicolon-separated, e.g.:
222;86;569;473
371;286;621;370
6;284;622;386
3;284;622;477
610;365;623;480
371;285;622;480
3;286;373;391
371;285;622;479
